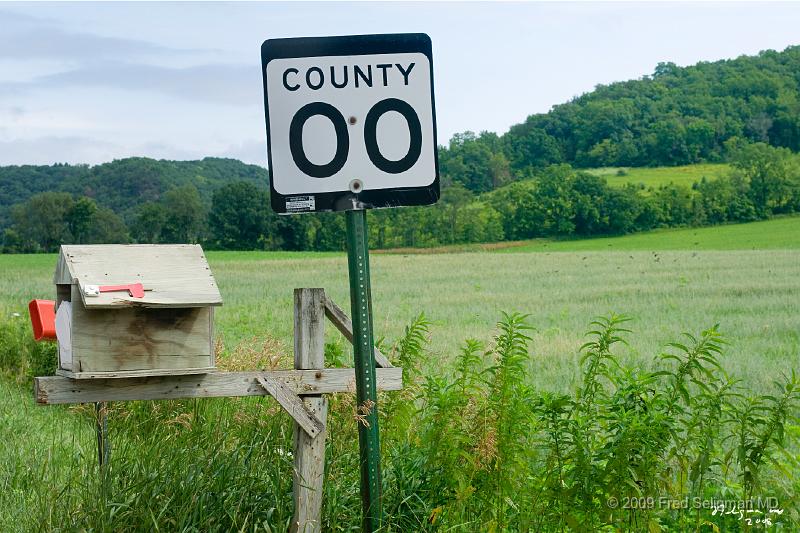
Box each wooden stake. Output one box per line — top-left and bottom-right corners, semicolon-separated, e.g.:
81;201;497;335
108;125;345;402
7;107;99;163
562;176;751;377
290;288;328;533
95;401;109;467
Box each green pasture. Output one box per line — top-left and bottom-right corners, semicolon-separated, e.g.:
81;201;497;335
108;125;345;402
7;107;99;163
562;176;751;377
508;215;800;252
587;163;730;188
2;217;798;394
0;379;94;525
1;216;798;530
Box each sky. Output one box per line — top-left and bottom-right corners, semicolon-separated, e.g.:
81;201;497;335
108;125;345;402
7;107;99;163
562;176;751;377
1;1;799;167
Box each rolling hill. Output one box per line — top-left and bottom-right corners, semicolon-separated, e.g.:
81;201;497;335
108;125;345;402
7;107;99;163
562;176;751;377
1;46;799;252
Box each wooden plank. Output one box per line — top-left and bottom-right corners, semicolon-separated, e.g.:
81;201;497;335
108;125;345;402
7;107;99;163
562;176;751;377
71;289;213;372
292;396;327;533
73;355;213;374
256;375;324;438
209;306;216;368
77;292;222;309
53;251;72;284
58;244;222;308
291;288;327;533
95;401;110;468
34;367;403;404
294;289;325;370
322;295;393;368
56;367;215;380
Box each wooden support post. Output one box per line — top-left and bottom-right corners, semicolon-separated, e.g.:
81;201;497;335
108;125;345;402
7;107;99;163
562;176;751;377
95;401;109;469
291;288;328;533
95;401;110;501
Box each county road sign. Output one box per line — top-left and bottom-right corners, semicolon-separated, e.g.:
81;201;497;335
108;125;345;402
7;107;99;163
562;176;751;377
261;33;439;213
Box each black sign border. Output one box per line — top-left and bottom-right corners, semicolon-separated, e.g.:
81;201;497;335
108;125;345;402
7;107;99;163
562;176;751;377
261;33;440;214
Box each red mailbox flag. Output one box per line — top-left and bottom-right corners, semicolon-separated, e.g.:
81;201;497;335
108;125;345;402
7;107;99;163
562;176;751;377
28;299;56;341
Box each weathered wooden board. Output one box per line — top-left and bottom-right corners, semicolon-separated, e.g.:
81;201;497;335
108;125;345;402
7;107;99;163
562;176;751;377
257;375;325;438
291;395;327;533
71;354;213;373
322;295;393;368
56;367;215;380
69;283;213;373
292;289;327;533
295;289;325;370
34;367;403;404
55;244;222;308
208;306;216;368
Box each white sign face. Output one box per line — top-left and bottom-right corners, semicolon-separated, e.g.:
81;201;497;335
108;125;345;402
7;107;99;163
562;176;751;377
261;34;439;213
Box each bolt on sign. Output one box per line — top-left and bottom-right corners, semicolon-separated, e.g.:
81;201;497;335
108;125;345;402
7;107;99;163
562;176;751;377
261;33;439;213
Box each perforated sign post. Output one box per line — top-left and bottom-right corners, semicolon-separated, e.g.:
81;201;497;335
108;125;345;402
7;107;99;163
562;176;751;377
261;33;439;531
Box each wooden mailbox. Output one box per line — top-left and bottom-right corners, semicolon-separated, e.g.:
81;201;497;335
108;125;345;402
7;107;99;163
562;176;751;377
53;244;222;379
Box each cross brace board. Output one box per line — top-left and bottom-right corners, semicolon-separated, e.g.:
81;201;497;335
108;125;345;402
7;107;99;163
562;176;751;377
256;375;325;438
34;367;402;405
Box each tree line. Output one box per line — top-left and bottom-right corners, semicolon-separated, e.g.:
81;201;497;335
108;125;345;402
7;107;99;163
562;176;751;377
2;140;798;253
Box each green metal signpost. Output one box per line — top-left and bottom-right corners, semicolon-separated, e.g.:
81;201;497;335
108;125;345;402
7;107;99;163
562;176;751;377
345;209;383;529
261;33;438;531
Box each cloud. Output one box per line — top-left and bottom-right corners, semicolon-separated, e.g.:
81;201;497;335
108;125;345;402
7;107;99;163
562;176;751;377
0;8;250;106
0;10;212;62
0;135;124;165
138;141;206;161
0;28;175;61
7;106;25;120
0;135;265;167
0;9;51;26
0;62;262;106
219;139;268;167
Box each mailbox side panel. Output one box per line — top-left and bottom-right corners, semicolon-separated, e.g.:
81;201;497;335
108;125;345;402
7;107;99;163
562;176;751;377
70;286;214;373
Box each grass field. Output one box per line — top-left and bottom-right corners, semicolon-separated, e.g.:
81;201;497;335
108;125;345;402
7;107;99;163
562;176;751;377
1;216;798;530
508;215;800;252
0;379;94;527
587;163;730;188
2;217;798;394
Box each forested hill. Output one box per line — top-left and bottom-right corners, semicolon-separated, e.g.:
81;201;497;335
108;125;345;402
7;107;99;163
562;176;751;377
3;45;799;211
0;157;267;228
441;45;800;192
1;45;800;252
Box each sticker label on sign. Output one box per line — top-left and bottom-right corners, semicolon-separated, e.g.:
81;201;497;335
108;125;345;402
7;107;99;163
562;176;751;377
285;195;316;212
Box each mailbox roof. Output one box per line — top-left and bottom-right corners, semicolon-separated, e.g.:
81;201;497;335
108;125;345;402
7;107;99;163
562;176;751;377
55;244;222;309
